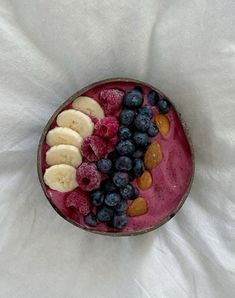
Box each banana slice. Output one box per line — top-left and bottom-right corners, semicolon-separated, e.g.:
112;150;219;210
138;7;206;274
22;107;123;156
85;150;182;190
57;109;94;138
44;164;78;192
46;127;83;148
46;144;82;168
72;96;104;120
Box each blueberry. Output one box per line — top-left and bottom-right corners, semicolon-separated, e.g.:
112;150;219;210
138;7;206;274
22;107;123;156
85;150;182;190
128;171;135;182
105;192;121;207
113;172;129;188
84;213;97;227
115;156;133;171
97;159;112;174
148;90;159;106
116;140;135;156
157;99;170;114
133;86;143;93
97;207;114;222
137;107;153;119
120;184;136;200
118;127;132;140
112;214;128;229
115;200;128;213
108;151;119;161
90;190;104;206
124;89;143;108
102;179;117;193
133;150;143;158
119;109;135;126
134;114;151;132
133;158;144;177
147;123;159;137
133;132;150;148
120;184;139;199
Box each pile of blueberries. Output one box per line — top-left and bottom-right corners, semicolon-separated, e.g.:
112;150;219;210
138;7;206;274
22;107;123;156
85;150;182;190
84;87;170;229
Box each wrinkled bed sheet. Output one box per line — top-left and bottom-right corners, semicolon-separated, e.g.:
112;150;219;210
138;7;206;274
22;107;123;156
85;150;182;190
0;1;234;297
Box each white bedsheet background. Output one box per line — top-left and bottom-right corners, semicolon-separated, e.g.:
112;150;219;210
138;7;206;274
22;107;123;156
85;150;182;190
0;0;234;297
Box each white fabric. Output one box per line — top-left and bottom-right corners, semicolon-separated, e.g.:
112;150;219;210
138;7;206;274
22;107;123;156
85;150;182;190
0;0;234;297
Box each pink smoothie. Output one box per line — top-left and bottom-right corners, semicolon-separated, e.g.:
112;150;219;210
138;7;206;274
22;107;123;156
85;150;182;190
41;81;193;234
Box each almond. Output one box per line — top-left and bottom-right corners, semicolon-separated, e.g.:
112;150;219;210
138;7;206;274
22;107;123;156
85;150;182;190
128;197;148;217
155;114;170;136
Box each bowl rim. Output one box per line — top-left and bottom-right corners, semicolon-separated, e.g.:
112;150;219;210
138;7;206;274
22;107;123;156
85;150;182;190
37;77;195;236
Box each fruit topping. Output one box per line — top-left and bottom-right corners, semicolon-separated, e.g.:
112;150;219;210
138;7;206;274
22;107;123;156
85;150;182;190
72;96;104;120
112;214;128;229
118;127;132;140
81;136;106;161
119;109;135;126
137;106;153;119
148;90;159;106
44;164;78;192
65;189;91;216
115;200;128;214
90;189;105;206
99;89;124;115
134;114;151;132
133;158;145;177
123;89;143;108
116;140;135;156
84;213;97;227
147;123;159;137
56;109;94;138
120;184;139;200
46;127;83;148
133;132;150;148
76;162;101;191
133;86;143;93
97;206;114;222
112;172;129;188
157;99;170;114
94;116;119;138
104;192;121;207
46;144;82;168
97;158;113;174
115;156;133;171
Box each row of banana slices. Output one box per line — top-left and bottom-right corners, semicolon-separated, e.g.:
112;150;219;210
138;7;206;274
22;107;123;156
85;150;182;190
43;96;105;192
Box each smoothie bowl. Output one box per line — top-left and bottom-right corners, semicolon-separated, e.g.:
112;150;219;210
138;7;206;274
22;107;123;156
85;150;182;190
37;78;194;236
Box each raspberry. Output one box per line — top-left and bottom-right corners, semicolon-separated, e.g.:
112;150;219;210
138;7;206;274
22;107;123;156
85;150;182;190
76;163;101;191
94;117;119;138
65;189;91;216
107;135;118;153
81;136;107;161
99;89;124;115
